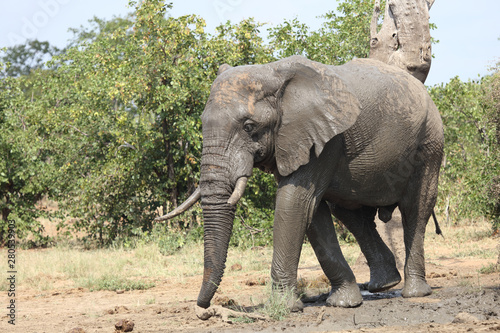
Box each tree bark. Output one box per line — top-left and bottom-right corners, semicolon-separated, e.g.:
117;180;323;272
0;207;11;245
369;0;435;84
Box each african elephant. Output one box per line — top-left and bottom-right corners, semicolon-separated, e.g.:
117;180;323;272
158;55;444;311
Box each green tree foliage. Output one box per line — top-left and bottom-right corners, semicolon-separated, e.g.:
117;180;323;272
0;40;60;78
483;63;500;229
0;64;53;244
429;73;500;229
40;0;272;243
1;0;497;247
0;0;278;245
268;0;375;64
67;15;134;46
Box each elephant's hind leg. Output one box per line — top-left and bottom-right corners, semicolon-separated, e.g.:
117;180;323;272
399;163;440;298
307;201;362;307
331;205;402;292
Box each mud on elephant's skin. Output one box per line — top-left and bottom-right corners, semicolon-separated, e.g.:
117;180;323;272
159;55;444;312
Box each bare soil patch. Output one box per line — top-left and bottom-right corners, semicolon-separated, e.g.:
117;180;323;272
1;224;499;333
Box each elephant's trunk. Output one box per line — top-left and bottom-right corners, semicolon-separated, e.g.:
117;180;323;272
197;201;235;308
197;144;237;308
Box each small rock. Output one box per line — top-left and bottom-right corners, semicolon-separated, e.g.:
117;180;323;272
245;279;257;286
68;328;86;333
427;272;443;278
115;319;135;332
230;263;242;271
113;306;129;314
245;277;267;286
116;290;125;294
452;312;479;323
105;305;130;315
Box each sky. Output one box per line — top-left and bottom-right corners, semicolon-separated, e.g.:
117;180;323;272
0;0;499;86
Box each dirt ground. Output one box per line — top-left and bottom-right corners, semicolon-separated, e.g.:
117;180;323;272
2;246;499;333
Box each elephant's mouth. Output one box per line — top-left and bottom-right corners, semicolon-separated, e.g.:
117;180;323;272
255;147;276;174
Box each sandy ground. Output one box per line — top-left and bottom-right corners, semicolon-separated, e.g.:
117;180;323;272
1;246;498;333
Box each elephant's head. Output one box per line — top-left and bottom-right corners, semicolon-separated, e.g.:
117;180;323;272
168;56;363;309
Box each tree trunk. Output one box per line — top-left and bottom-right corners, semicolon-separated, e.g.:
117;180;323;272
369;0;435;84
0;207;11;245
161;118;178;208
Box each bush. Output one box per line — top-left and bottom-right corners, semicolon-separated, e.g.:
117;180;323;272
429;74;500;229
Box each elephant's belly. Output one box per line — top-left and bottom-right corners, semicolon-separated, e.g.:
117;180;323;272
323;165;409;209
315;131;421;210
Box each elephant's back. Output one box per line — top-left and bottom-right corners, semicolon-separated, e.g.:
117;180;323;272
332;58;433;122
334;58;431;159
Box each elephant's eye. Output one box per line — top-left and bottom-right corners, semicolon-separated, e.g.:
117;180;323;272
243;122;255;133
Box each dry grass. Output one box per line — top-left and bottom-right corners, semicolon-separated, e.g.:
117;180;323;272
0;219;496;293
425;219;497;261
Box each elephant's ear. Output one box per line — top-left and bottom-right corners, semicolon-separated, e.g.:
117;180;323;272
274;57;362;177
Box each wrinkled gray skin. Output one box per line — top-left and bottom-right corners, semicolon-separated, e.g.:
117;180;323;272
197;56;444;311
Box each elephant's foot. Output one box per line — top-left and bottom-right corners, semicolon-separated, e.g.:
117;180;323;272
363;265;402;293
288;298;304;312
280;291;304;312
270;285;304;312
401;277;432;298
326;282;363;308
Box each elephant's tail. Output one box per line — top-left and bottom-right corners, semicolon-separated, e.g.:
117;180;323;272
432;210;444;238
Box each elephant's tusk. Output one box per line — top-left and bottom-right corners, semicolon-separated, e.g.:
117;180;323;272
227;177;248;205
155;187;201;221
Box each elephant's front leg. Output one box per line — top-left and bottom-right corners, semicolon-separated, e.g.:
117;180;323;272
307;201;362;307
271;182;315;312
